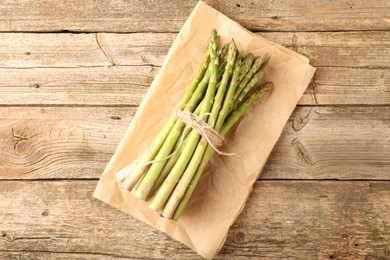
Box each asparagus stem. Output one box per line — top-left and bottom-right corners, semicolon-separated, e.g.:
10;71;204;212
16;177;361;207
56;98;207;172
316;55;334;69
161;41;238;217
149;32;231;212
180;42;211;108
149;134;189;195
172;83;273;220
162;137;207;218
134;29;219;201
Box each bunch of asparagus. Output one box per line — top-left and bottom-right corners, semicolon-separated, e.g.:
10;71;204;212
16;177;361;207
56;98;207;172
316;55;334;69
116;29;272;220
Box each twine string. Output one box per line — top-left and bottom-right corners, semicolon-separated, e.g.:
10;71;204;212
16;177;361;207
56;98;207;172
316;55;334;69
141;108;234;167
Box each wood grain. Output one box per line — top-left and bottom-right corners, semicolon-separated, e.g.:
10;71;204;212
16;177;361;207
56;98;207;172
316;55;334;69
2;32;389;68
1;106;389;180
0;66;156;106
1;1;389;259
0;107;135;179
0;33;111;68
0;0;389;32
0;32;389;105
0;180;389;259
99;31;390;68
0;66;388;106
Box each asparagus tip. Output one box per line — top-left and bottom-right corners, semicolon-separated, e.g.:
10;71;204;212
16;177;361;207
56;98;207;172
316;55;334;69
255;82;273;100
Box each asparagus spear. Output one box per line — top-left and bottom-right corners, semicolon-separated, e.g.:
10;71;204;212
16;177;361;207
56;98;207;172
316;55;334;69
149;40;237;212
171;83;273;220
135;29;220;201
237;53;254;84
218;43;229;61
180;44;211;108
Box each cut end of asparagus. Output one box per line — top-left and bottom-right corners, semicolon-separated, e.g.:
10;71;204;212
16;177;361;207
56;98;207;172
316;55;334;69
115;165;130;182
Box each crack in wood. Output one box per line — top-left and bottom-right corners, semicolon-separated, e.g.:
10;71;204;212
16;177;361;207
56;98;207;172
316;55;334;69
292;107;314;132
292;33;299;52
140;52;157;74
308;71;319;105
11;127;40;151
291;138;315;166
0;232;51;242
95;33;115;66
0;249;135;259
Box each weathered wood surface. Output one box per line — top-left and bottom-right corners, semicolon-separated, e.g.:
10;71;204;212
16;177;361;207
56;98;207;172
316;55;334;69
1;106;389;180
1;32;389;105
0;0;389;32
1;66;388;106
0;180;389;259
1;1;390;259
3;32;389;68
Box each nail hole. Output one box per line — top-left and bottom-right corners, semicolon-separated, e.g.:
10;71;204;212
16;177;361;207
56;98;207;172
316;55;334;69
42;209;49;216
25;52;31;55
236;3;241;7
110;116;121;120
31;84;40;88
329;256;334;259
271;15;279;20
355;243;359;246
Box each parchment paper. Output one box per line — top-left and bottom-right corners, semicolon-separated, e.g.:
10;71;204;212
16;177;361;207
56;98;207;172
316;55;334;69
93;1;316;259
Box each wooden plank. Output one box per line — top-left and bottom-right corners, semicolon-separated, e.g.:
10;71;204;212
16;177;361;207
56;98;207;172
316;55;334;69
2;32;389;68
299;67;390;105
0;32;389;105
0;0;389;32
1;106;389;180
99;31;390;68
0;66;156;106
0;180;389;259
0;66;388;106
0;252;109;260
0;107;135;179
0;33;111;68
262;106;390;180
262;31;390;68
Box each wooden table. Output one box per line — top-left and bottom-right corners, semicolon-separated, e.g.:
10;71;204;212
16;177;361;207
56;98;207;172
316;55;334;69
1;1;389;259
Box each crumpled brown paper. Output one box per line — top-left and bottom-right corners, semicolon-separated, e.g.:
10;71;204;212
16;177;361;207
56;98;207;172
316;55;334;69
93;1;316;258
